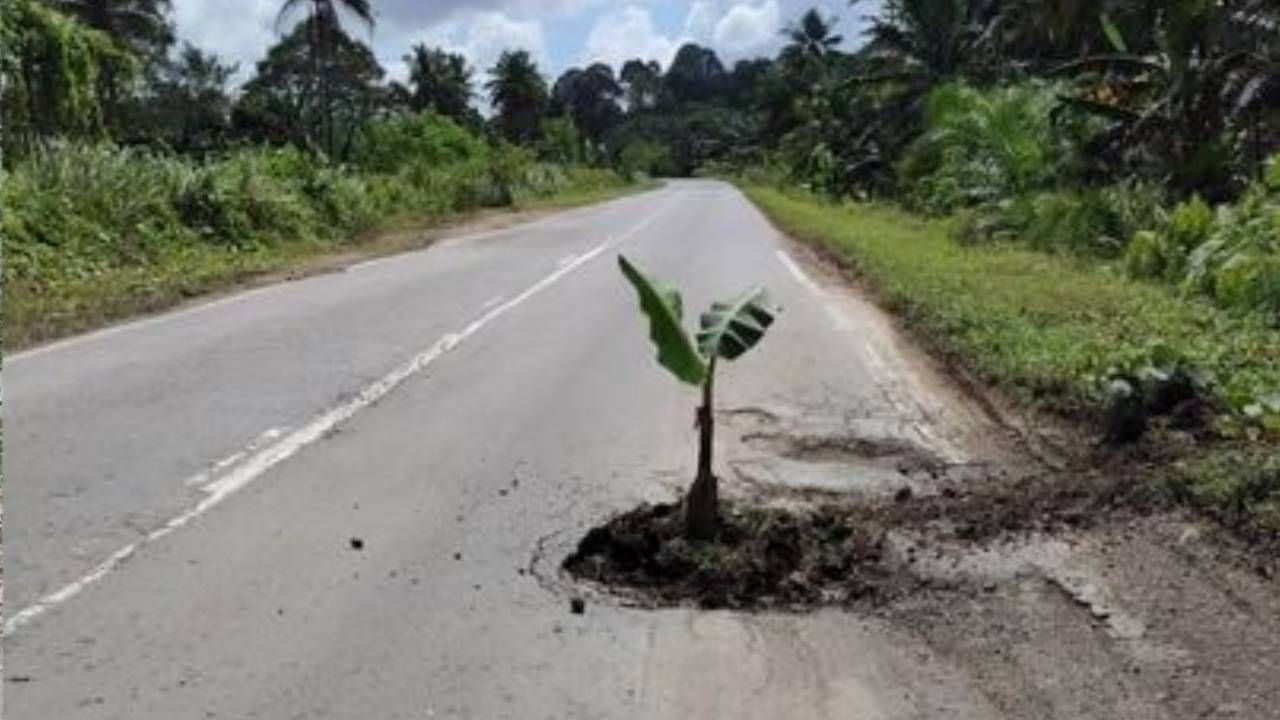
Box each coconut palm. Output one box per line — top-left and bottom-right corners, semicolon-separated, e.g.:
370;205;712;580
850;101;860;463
404;44;473;123
780;8;842;72
486;50;549;145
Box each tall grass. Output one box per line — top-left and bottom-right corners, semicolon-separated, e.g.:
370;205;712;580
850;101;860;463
3;112;634;347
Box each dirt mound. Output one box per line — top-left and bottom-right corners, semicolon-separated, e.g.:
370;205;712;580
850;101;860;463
562;501;904;610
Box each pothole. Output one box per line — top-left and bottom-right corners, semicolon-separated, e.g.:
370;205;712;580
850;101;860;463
742;431;944;471
561;501;913;611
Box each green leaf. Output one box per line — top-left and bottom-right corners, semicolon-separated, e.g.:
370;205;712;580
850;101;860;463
618;255;708;386
1100;14;1128;53
697;287;780;361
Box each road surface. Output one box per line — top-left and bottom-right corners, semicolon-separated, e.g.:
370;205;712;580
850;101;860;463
10;180;1278;719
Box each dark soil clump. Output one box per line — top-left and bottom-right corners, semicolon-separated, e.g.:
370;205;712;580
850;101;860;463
562;502;900;610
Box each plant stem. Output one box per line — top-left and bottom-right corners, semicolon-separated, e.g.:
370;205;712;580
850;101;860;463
687;358;718;539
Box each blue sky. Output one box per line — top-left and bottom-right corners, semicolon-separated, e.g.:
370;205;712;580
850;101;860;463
173;0;882;84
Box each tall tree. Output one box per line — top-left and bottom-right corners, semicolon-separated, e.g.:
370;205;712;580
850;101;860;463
665;44;727;104
403;44;473;123
275;0;375;155
486;50;548;145
52;0;173;57
780;8;842;72
620;58;662;111
1;0;136;158
134;43;238;154
51;0;173;129
552;63;623;145
234;18;385;157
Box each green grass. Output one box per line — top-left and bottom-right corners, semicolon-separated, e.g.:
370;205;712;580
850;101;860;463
4;144;639;349
742;184;1280;538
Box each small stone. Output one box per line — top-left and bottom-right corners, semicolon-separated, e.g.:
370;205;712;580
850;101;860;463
894;486;914;503
570;597;586;615
349;537;364;551
454;552;462;561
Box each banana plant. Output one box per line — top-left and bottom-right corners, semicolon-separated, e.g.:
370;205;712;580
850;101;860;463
618;254;779;539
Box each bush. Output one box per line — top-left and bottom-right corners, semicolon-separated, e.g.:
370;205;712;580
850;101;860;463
904;81;1069;214
963;182;1165;257
618;140;675;179
1175;176;1280;315
350;111;489;174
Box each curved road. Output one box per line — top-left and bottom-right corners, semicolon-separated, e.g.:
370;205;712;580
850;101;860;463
7;180;1006;718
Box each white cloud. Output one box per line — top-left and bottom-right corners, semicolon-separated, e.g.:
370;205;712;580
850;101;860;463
171;0;872;88
712;1;782;60
683;1;718;39
416;10;546;78
173;0;278;81
582;6;684;69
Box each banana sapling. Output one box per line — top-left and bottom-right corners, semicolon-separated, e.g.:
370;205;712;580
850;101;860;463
618;254;780;539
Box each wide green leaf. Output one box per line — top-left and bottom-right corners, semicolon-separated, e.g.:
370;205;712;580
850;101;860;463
697;287;779;361
618;255;708;385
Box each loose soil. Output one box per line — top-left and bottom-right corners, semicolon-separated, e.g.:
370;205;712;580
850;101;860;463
562;500;902;610
561;441;1277;612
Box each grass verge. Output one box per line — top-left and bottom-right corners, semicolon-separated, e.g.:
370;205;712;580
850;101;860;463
741;184;1280;540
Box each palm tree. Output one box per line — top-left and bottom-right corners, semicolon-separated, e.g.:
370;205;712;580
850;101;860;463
276;0;375;155
780;8;842;73
404;44;473;123
486;50;549;145
858;0;988;82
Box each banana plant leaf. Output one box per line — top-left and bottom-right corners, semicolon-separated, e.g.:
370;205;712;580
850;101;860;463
697;287;779;361
618;255;708;386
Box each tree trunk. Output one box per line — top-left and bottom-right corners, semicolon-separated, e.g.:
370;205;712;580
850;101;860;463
686;359;718;539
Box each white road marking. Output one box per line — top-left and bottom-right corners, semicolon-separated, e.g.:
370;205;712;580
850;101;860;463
775;250;821;293
479;295;505;311
9;188;664;366
182;427;288;489
5;199;672;636
776;249;855;331
556;254;578;268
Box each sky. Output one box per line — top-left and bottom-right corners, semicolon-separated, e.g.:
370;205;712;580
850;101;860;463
173;0;884;85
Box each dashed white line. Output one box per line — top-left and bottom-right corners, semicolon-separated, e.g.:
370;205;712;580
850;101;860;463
5;199;672;636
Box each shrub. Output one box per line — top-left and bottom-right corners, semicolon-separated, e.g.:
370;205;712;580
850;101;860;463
350;111;489;174
1125;230;1167;278
904;81;1068;214
967;183;1163;257
1178;178;1280;315
1213;254;1280;313
618;140;675;178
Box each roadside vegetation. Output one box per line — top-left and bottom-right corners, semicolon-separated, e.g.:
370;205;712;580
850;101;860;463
0;0;636;348
2;125;629;347
745;186;1280;538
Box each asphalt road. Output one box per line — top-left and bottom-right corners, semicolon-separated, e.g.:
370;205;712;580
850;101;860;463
6;180;1008;719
